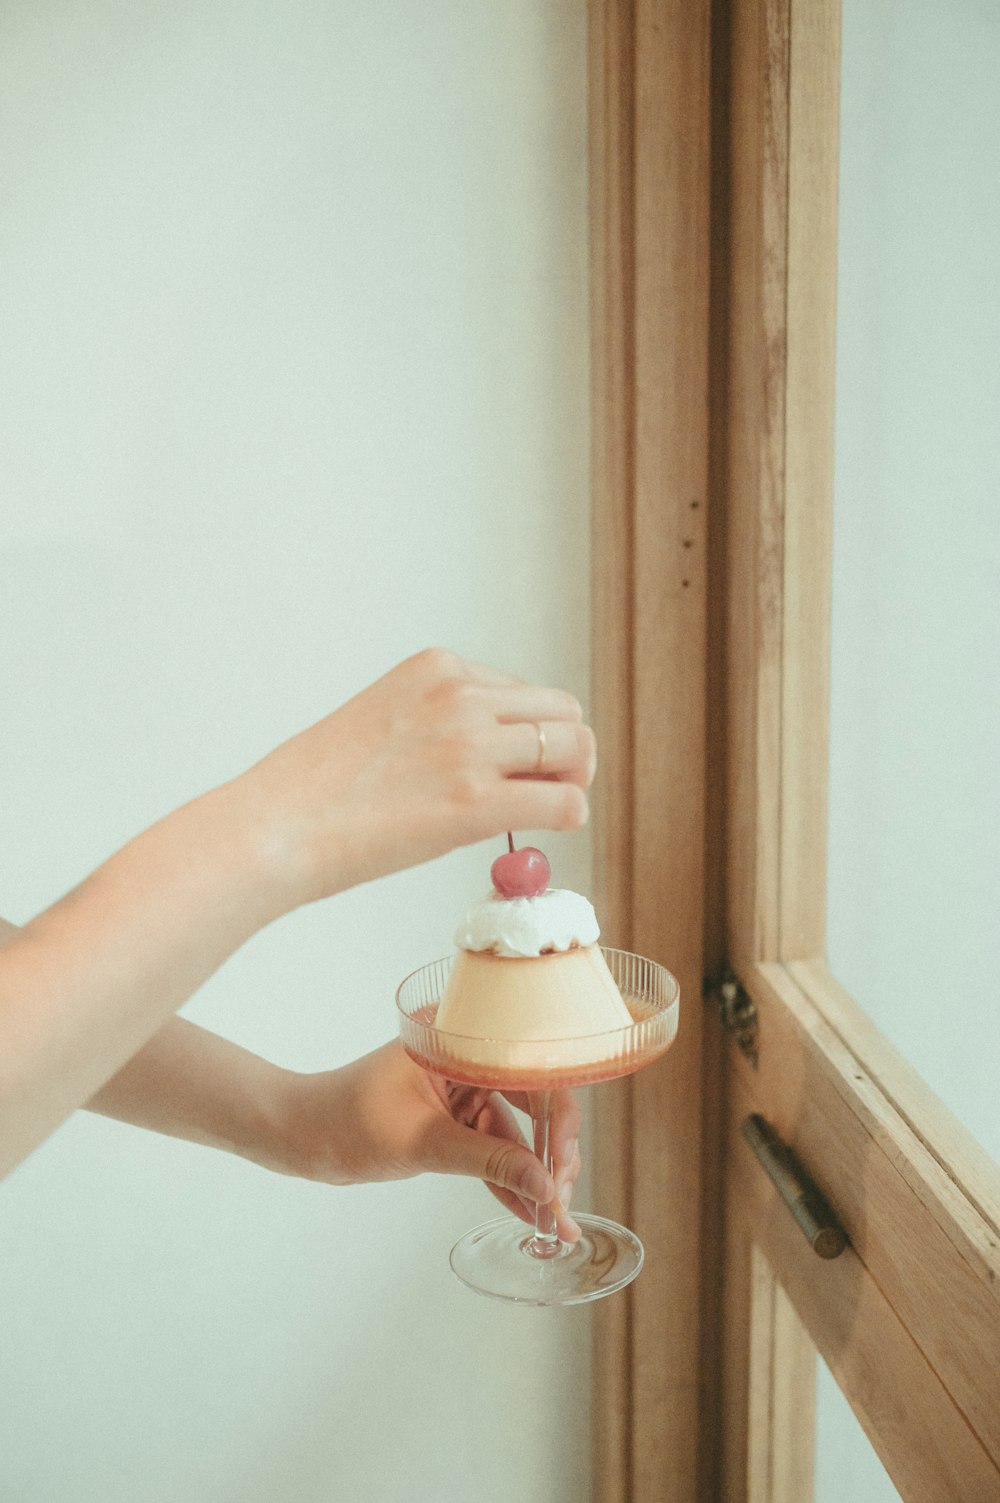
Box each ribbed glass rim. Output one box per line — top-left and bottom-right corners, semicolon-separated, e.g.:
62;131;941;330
395;946;680;1048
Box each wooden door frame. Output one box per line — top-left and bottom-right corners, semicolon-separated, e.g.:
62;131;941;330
716;3;1000;1499
589;3;715;1500
590;2;1000;1500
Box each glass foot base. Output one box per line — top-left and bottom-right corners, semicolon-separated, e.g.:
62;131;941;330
449;1213;644;1306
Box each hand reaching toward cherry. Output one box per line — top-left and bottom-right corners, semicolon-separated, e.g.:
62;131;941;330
237;648;596;914
0;646;597;1185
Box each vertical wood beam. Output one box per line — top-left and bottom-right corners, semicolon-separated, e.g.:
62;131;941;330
590;2;713;1499
590;0;637;1494
715;0;843;1494
747;1245;817;1503
714;0;790;1494
778;0;841;959
724;0;790;973
630;3;711;1500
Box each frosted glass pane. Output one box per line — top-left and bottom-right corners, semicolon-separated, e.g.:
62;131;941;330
814;1359;902;1503
827;1;1000;1161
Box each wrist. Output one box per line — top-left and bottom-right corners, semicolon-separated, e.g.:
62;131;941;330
206;773;314;922
221;1060;317;1179
268;1068;358;1185
220;762;353;917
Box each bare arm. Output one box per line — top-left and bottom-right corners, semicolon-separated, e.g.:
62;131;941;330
84;1014;305;1172
1;911;295;1170
0;649;594;1182
0;784;281;1177
0;918;582;1231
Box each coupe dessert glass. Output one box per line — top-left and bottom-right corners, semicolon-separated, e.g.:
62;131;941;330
396;947;679;1306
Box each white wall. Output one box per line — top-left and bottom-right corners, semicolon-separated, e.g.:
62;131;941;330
0;5;592;1500
821;2;999;1498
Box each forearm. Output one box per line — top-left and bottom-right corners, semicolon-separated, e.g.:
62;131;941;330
0;921;578;1218
0;781;290;1177
0;650;596;1182
85;1015;303;1175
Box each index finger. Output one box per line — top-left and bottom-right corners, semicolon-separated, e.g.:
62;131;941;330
457;658;526;687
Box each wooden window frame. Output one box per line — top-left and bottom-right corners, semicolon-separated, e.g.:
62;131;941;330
589;3;713;1500
589;1;1000;1499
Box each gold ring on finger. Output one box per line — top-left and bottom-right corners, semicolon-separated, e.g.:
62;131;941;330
531;721;547;773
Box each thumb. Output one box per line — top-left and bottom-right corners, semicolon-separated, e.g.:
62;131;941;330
421;1117;554;1204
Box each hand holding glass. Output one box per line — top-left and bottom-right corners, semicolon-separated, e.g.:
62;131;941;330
396;948;679;1305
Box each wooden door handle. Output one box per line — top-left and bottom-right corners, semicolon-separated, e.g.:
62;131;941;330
741;1114;848;1259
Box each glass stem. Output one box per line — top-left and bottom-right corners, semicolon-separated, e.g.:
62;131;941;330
526;1089;561;1258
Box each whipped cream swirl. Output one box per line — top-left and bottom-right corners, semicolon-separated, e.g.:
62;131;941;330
453;889;600;959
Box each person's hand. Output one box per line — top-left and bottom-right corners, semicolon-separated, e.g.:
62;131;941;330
236;649;596;910
281;1040;583;1242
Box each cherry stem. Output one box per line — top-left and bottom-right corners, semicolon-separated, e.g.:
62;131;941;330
507;831;515;854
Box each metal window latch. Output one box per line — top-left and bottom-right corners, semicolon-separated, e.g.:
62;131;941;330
741;1114;848;1259
704;969;759;1068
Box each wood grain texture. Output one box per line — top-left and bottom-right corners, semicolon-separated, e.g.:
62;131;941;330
721;1195;754;1501
723;0;789;971
715;0;820;1491
790;958;1000;1245
629;3;711;1501
747;1245;816;1503
589;1;712;1499
778;0;840;958
588;1;636;1496
729;1064;1000;1502
739;960;1000;1471
715;0;1000;1495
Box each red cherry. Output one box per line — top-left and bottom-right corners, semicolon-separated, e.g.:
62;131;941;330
491;846;551;899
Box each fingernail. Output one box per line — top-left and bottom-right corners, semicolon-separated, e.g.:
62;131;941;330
559;1178;574;1212
563;1139;577;1171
